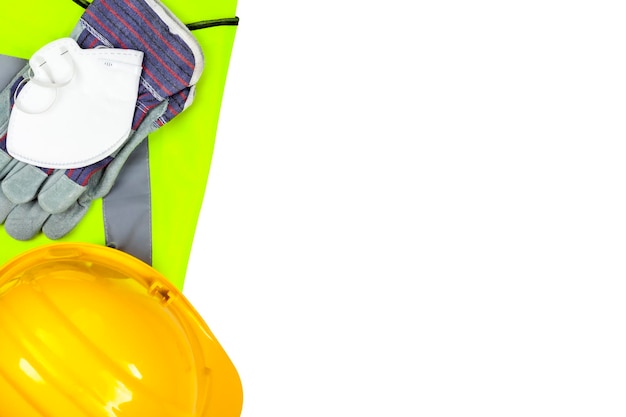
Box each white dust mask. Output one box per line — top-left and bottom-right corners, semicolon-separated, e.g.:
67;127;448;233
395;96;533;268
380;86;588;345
6;38;144;169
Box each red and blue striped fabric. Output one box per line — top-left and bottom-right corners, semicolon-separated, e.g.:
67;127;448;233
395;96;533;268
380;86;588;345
77;0;197;126
45;0;199;187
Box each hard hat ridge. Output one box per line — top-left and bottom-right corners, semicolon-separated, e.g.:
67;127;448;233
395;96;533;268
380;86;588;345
0;243;242;416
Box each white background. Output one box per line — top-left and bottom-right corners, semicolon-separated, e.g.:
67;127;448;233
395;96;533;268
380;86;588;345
185;1;626;416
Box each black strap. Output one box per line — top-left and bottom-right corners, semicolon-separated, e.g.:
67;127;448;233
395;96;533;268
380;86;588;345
71;0;90;8
70;0;239;30
186;17;240;30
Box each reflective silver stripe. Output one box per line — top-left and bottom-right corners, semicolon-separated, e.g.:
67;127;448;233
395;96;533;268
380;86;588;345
103;139;152;265
1;53;153;263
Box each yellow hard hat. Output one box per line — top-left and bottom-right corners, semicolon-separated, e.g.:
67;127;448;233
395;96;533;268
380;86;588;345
0;243;242;417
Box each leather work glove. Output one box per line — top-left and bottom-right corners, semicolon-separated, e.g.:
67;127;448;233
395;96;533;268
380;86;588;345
0;0;204;240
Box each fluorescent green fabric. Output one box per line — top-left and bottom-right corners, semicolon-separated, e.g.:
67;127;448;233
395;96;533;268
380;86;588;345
0;0;238;290
152;23;238;290
0;3;84;59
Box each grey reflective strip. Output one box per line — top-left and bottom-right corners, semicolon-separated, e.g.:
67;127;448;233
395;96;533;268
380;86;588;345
0;54;26;88
103;139;153;265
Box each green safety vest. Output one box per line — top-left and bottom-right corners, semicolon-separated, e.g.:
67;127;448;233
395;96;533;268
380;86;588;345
0;0;239;290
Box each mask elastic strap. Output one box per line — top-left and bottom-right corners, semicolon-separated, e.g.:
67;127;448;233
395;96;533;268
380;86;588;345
14;48;75;114
28;48;75;89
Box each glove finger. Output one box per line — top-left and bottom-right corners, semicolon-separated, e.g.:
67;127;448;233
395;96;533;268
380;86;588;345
0;151;19;180
42;201;89;240
38;95;164;217
37;173;89;214
2;163;51;204
92;100;167;199
0;68;29;124
0;188;17;223
4;200;50;240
